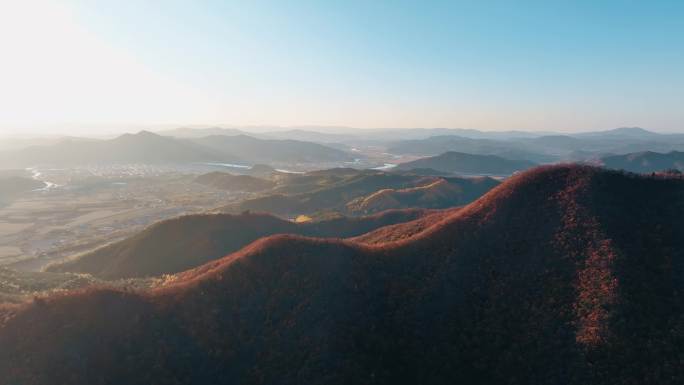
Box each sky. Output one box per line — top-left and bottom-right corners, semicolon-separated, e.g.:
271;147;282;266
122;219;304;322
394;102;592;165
0;0;682;135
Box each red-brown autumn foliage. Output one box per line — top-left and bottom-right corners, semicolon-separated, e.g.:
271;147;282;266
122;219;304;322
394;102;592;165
350;206;459;244
2;165;684;385
47;208;433;279
346;176;498;214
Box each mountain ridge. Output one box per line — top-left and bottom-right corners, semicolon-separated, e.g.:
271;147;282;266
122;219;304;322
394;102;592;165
47;208;434;279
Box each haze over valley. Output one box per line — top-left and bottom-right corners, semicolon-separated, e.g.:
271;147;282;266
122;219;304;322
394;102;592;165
2;126;683;289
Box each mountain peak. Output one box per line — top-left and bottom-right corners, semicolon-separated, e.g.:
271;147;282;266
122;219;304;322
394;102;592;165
115;130;162;140
605;127;655;136
136;130;159;136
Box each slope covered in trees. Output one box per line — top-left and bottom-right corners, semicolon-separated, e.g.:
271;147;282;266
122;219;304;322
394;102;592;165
350;206;460;244
47;209;432;279
222;170;439;216
346;176;498;214
4;165;684;384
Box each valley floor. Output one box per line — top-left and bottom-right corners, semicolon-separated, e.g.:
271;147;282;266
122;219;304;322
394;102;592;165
0;168;252;272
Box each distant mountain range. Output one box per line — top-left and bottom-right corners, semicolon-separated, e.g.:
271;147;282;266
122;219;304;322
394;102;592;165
386;128;684;162
396;151;537;175
6;165;684;384
155;126;551;142
0;131;353;167
392;147;684;176
3;126;684;170
156;125;682;143
0;131;233;167
574;126;670;139
601;150;684;173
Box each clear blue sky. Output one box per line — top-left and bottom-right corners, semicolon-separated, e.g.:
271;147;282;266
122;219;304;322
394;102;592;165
1;0;682;134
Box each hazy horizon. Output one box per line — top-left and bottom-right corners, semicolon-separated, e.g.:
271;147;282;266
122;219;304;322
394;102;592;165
2;124;683;140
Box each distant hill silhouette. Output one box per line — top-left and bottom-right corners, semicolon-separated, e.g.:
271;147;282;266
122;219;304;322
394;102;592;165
346;176;498;214
575;126;661;139
601;150;684;173
194;172;275;192
385;128;684;162
396;151;536;175
5;165;684;384
47;209;432;279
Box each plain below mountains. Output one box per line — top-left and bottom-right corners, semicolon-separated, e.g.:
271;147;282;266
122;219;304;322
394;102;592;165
396;151;537;175
4;165;684;384
0;131;354;167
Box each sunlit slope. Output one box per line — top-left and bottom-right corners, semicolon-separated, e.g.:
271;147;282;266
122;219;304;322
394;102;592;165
48;209;432;279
